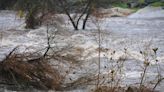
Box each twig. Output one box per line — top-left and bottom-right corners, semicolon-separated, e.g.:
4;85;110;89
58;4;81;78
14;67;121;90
8;69;21;88
140;63;148;92
153;77;164;91
43;24;51;57
97;19;101;88
2;47;18;62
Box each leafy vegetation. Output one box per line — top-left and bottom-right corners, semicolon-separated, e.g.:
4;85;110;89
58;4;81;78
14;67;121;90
151;1;164;7
112;2;129;8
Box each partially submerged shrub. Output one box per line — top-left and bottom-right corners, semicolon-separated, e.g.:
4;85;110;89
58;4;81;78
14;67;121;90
0;48;63;91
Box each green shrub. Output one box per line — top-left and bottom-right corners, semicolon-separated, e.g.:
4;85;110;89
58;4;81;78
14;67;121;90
151;1;164;7
139;0;145;4
112;2;128;8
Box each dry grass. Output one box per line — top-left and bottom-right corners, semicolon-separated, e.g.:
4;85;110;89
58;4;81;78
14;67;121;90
0;48;63;91
94;86;125;92
94;86;155;92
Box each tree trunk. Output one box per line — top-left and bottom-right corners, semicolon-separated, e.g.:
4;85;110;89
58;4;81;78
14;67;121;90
25;13;35;29
82;10;90;30
58;0;78;30
58;0;93;30
82;0;92;30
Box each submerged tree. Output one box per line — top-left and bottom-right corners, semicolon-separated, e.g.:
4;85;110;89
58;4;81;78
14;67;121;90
15;0;39;29
14;0;58;29
57;0;127;30
13;0;127;30
57;0;95;30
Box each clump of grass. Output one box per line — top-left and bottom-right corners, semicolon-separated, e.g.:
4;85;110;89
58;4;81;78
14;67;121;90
94;85;154;92
112;2;128;8
126;86;154;92
138;0;145;4
94;86;125;92
150;2;164;7
0;48;63;91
